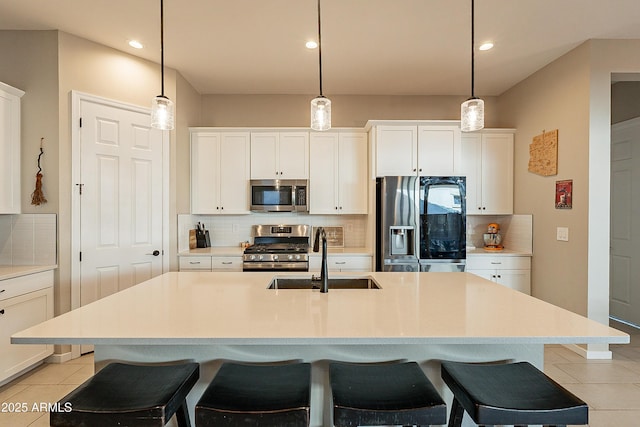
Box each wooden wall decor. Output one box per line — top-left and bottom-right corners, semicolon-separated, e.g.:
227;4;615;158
528;129;558;176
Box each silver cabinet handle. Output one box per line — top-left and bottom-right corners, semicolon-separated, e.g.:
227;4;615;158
335;261;346;265
222;262;233;265
189;261;201;265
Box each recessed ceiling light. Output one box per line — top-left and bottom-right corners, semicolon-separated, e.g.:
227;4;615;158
129;40;144;49
305;40;318;49
479;42;494;51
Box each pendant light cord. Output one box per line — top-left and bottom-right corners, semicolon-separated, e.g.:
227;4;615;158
317;0;323;97
160;0;165;97
470;0;475;98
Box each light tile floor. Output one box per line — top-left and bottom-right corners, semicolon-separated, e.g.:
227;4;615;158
0;320;638;426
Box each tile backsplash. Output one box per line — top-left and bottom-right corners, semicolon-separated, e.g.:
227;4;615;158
178;214;368;252
0;214;57;265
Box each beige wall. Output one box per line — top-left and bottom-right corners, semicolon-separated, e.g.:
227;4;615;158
0;31;59;214
497;43;591;316
200;94;500;128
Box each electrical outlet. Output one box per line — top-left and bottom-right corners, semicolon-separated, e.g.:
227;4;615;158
556;227;569;242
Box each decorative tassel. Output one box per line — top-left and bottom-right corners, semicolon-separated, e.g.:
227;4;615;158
31;138;47;206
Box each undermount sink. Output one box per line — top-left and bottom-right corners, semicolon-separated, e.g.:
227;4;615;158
268;276;381;290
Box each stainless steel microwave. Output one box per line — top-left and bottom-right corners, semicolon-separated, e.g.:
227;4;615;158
250;180;309;212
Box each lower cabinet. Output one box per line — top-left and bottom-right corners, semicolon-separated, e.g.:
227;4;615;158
0;270;54;384
179;256;242;272
310;255;372;272
466;255;531;294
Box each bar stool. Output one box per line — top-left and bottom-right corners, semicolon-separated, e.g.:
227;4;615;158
329;361;447;426
50;361;200;427
195;362;312;427
441;361;588;426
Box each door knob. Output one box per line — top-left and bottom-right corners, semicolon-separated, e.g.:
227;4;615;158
147;250;160;256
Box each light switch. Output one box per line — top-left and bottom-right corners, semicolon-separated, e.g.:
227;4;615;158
556;227;569;242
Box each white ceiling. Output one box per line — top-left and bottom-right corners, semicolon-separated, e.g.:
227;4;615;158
1;0;640;96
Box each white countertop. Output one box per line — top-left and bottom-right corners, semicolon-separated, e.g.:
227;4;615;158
0;265;57;281
179;247;372;256
13;271;627;346
467;248;532;256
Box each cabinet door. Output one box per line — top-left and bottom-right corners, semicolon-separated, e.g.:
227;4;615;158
309;133;339;214
461;133;482;213
191;132;221;214
417;126;461;176
375;126;417;176
496;269;531;294
279;132;309;179
338;133;368;214
0;84;24;214
0;288;53;382
250;132;279;179
481;133;514;215
219;132;250;214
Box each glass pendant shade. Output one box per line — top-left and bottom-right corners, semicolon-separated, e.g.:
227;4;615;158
311;96;331;131
461;97;484;132
151;95;174;131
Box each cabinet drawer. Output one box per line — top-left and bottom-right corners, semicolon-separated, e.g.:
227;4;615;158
179;256;212;271
211;257;242;271
329;256;372;270
0;271;54;302
466;256;530;270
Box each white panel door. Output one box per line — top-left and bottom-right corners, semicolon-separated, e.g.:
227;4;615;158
79;99;163;308
610;118;640;325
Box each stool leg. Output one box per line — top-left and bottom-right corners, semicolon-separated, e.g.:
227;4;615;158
448;397;465;427
175;400;191;427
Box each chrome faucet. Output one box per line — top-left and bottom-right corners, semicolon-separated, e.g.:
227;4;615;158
312;227;329;293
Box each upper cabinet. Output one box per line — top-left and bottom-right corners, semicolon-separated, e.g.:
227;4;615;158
0;82;25;214
461;130;514;215
191;130;251;215
250;131;309;179
372;122;461;177
309;131;368;214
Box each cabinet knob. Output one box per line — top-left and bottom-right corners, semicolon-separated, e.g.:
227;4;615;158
413;168;417;172
419;168;422;172
0;309;4;315
0;289;4;294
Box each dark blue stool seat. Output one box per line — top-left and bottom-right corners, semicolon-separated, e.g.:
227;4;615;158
50;362;200;427
441;361;588;427
195;362;311;427
329;361;447;426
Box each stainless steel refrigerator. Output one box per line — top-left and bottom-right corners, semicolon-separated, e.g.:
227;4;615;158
376;176;466;272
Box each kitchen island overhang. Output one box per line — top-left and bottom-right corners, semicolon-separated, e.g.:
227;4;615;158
12;271;629;427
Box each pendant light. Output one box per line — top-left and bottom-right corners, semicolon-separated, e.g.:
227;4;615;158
461;0;484;132
151;0;174;130
310;0;331;131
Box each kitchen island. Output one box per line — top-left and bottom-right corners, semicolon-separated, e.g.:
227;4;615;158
12;271;628;426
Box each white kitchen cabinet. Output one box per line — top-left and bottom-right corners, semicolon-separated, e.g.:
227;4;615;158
179;256;213;271
310;255;372;272
461;130;514;215
211;256;243;272
466;255;531;294
250;131;309;179
374;123;461;177
309;132;368;214
191;130;251;214
0;270;54;384
0;82;25;214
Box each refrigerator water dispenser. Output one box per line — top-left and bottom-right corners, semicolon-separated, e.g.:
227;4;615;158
389;226;415;256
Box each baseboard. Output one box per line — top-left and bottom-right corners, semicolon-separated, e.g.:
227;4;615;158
45;351;74;364
562;343;612;360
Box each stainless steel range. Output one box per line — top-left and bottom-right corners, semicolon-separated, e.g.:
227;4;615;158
242;224;310;272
